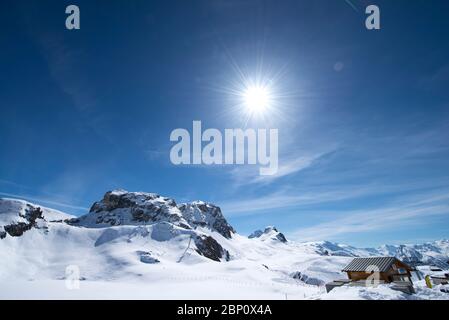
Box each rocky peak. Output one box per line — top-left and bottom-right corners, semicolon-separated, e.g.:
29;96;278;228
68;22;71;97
89;190;177;213
248;226;287;243
70;190;186;228
71;190;235;239
178;201;235;239
0;199;51;238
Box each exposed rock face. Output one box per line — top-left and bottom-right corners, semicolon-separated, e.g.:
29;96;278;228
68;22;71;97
137;251;160;264
275;232;287;243
249;230;264;239
78;190;184;227
2;205;45;238
4;222;33;237
178;202;235;239
1;199;73;241
249;226;287;243
64;190;235;262
194;235;230;262
70;190;235;239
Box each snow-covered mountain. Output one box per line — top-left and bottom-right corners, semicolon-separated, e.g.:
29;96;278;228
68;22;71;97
0;198;73;239
0;190;448;300
300;239;449;269
70;190;235;239
248;226;287;243
63;190;235;261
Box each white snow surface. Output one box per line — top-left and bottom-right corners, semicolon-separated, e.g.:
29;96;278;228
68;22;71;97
0;198;73;225
0;194;448;300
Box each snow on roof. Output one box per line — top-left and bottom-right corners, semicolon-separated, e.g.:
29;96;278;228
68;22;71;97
342;257;406;272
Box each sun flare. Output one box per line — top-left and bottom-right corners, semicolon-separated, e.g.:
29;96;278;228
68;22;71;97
243;85;272;114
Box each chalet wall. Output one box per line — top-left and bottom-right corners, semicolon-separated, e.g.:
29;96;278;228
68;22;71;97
346;260;412;283
346;271;390;282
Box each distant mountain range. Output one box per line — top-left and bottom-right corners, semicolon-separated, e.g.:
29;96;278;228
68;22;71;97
1;189;448;299
302;240;449;269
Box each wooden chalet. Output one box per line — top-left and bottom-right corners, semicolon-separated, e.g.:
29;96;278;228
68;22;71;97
326;257;416;294
342;257;413;283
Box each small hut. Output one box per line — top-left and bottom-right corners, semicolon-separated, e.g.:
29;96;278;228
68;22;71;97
342;257;413;283
326;257;415;294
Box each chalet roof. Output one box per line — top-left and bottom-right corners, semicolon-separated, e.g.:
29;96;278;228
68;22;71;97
342;257;403;272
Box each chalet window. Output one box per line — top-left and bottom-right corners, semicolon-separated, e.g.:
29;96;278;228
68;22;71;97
398;268;407;274
391;275;411;282
431;268;443;272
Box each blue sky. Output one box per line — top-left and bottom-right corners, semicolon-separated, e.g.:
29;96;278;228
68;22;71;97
1;0;449;247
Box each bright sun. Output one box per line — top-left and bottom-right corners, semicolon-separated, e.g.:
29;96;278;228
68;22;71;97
243;85;272;114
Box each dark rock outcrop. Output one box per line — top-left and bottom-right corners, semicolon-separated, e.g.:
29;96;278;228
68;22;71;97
2;206;45;238
137;251;160;264
178;202;235;239
194;235;230;262
69;190;185;227
4;222;33;237
291;271;325;286
275;232;287;243
23;206;44;223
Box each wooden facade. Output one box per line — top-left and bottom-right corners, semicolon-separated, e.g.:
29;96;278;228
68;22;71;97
343;257;413;283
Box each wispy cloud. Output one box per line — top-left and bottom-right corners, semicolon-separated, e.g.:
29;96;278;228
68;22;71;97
253;153;327;184
228;148;336;187
0;178;89;213
220;182;405;216
22;16;116;146
220;176;449;216
0;179;24;188
0;191;88;212
344;0;359;13
290;190;449;242
220;188;359;216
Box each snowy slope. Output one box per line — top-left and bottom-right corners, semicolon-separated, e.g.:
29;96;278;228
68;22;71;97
0;190;448;300
0;198;74;239
0;198;73;225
